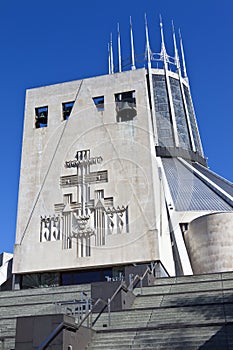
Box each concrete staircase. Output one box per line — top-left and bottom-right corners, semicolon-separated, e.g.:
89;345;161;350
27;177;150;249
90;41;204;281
0;284;90;349
87;271;233;350
1;272;233;349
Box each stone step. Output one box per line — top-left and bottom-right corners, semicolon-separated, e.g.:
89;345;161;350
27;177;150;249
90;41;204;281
0;283;90;298
135;280;233;298
91;331;137;338
92;310;152;330
0;298;93;319
0;302;58;318
0;338;15;350
93;301;229;329
0;284;91;307
153;271;233;285
87;324;229;349
87;342;210;350
132;295;163;308
87;346;132;350
1;273;233;349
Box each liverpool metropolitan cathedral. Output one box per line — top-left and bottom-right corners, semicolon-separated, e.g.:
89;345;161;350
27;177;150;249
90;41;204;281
12;18;233;289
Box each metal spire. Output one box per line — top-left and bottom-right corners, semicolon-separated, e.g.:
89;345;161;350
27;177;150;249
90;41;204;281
174;23;196;152
159;15;179;147
159;15;168;69
108;42;111;74
144;13;158;145
110;33;114;74
179;29;188;79
172;21;180;72
145;13;151;70
130;16;136;70
117;23;122;73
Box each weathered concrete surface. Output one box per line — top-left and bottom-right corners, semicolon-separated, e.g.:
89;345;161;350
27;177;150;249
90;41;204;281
13;68;175;277
185;212;233;274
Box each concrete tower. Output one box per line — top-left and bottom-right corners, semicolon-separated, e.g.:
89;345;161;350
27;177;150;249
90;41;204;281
12;18;233;289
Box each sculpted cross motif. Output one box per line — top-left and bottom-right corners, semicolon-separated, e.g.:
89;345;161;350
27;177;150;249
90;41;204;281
40;149;129;258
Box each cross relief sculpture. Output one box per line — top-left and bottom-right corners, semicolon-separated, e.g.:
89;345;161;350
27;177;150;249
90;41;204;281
40;149;129;257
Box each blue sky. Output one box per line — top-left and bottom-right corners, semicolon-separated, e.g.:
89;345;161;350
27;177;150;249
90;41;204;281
0;0;232;253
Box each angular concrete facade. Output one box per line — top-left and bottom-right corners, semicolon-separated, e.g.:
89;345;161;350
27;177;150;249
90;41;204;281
12;27;233;287
13;69;176;286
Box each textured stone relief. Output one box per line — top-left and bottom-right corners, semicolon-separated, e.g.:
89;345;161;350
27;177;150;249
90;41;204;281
40;215;61;242
40;149;129;257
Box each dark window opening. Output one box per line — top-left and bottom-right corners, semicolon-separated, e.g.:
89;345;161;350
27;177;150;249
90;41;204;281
61;268;113;286
115;90;136;122
35;106;48;128
62;101;74;120
21;272;59;289
93;96;104;111
67;237;72;249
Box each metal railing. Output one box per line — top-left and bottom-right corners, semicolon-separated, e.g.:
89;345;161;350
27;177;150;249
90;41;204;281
36;265;156;350
54;291;92;325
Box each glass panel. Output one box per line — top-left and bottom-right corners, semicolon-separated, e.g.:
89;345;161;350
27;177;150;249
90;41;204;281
170;77;191;150
183;85;202;154
152;75;174;147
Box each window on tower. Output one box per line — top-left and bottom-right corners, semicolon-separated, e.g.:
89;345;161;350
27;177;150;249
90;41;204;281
115;90;136;122
62;101;75;120
35;106;48;128
92;96;104;111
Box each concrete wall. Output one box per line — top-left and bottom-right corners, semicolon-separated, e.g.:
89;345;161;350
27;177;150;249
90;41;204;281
13;68;175;278
184;212;233;274
15;314;93;350
91;281;135;313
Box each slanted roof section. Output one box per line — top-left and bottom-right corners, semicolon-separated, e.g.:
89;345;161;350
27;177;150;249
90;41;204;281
162;158;233;212
192;163;233;198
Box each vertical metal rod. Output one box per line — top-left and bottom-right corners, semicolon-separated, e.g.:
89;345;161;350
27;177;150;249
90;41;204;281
130;16;136;70
179;29;188;80
108;298;111;327
118;23;122;72
88;301;92;327
108;42;111;74
110;33;114;74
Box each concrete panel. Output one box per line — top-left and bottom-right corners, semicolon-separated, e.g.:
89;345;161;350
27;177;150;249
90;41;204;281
184;212;233;274
15;314;93;350
13;68;175;278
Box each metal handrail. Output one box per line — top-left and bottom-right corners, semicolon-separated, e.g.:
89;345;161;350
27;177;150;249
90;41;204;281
128;266;151;291
36;266;154;349
36;320;79;350
91;281;128;327
36;286;123;350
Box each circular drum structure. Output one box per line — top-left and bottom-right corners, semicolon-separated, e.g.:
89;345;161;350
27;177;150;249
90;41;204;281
184;212;233;274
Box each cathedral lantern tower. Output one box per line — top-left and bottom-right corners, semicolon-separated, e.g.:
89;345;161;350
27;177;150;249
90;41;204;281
12;17;233;289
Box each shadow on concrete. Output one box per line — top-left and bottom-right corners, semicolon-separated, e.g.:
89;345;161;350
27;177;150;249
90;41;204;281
147;289;233;349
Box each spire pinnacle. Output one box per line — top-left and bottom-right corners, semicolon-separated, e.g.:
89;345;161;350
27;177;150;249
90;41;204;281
159;15;168;69
159;15;167;60
108;42;111;74
110;33;114;74
145;13;151;69
172;21;180;72
179;29;188;79
130;16;136;70
117;23;122;73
